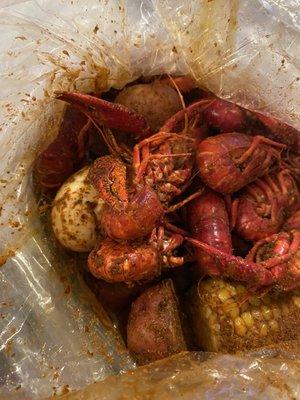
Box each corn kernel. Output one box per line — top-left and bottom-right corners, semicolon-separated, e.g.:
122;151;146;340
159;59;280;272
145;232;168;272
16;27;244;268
227;305;240;319
227;284;237;297
224;298;235;306
236;284;246;295
240;302;249;313
217;280;225;289
260;323;268;336
251;309;262;320
269;320;279;331
204;306;212;318
218;289;231;303
234;317;247;336
281;304;290;316
292;296;300;308
261;305;273;320
271;306;281;319
222;299;235;313
241;311;254;328
249;296;261;307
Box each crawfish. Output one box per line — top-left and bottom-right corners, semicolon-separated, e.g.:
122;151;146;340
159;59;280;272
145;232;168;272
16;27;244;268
201;98;300;150
88;155;164;241
186;229;300;292
35;105;95;189
132;99;213;205
88;102;211;241
58;93;211;241
187;188;232;276
246;230;300;291
88;227;184;283
37;90;153;190
232;169;300;242
196;132;286;194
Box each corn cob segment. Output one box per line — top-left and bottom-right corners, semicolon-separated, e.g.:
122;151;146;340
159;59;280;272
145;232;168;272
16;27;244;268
188;279;300;352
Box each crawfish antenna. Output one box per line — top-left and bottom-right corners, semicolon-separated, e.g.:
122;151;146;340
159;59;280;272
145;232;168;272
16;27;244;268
167;74;188;133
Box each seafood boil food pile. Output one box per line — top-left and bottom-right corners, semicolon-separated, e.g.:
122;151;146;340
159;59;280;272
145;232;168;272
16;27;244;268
35;76;300;365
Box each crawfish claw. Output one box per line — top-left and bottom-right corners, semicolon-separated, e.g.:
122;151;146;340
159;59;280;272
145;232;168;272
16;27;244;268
56;91;151;139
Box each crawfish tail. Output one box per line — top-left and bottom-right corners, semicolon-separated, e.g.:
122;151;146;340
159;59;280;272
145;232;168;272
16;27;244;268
88;155;129;210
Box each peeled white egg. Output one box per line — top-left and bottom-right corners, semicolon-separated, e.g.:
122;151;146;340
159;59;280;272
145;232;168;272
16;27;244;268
51;166;104;252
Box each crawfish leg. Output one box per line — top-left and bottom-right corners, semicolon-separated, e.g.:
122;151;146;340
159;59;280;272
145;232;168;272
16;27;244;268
133;132;187;182
186;237;274;287
230;198;239;230
151;227;185;268
237;135;286;165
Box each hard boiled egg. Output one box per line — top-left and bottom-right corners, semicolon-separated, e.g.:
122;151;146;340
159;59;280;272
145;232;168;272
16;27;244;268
51;166;104;252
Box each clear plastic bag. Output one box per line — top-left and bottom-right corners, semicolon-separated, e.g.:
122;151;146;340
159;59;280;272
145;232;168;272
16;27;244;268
0;0;299;398
52;344;300;400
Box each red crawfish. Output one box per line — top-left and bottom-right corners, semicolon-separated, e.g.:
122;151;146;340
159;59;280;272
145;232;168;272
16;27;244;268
87;100;211;241
35;105;96;189
37;91;152;190
196;132;286;194
231;169;300;242
132;99;213;205
187;188;232;277
202;98;300;150
88;227;184;283
88;155;164;241
246;230;300;291
186;229;300;292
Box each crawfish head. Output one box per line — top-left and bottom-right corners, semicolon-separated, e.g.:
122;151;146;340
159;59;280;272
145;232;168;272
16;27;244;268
247;230;300;291
196;132;286;194
88;228;184;283
88;155;164;240
232;169;299;242
133;101;213;206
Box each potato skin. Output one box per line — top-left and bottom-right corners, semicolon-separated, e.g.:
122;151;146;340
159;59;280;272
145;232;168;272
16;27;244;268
115;82;182;132
127;279;187;365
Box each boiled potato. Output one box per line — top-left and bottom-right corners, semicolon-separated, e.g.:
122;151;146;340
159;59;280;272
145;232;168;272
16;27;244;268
115;81;182;132
127;279;187;365
51;166;104;252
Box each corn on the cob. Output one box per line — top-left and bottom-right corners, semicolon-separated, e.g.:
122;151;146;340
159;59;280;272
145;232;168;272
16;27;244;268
188;279;300;352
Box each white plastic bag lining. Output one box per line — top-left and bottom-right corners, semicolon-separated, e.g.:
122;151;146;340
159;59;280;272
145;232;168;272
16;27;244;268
0;1;299;399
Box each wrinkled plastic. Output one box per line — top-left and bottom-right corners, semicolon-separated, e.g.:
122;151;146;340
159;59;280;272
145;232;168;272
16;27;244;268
52;343;300;399
0;0;299;399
